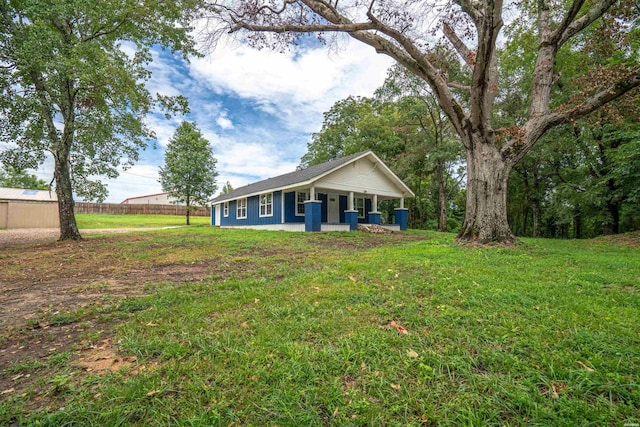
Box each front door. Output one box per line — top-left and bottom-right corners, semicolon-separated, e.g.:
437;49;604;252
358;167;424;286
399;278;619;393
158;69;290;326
327;193;340;223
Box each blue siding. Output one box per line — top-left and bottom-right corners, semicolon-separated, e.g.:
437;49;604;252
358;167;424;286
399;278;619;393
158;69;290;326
217;192;376;227
220;191;283;226
284;191;304;223
211;205;216;225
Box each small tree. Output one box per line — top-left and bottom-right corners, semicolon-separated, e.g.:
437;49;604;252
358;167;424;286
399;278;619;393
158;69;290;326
221;181;234;194
159;122;218;225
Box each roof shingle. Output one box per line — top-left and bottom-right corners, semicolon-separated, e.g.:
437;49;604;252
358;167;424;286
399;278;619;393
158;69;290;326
210;151;369;204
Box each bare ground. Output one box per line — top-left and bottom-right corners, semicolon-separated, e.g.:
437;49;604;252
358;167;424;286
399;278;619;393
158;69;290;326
0;227;182;248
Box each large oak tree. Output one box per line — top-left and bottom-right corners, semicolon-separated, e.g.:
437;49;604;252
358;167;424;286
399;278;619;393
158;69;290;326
0;0;199;240
203;0;640;243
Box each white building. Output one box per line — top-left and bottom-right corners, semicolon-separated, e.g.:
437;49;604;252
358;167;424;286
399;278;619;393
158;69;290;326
120;192;182;205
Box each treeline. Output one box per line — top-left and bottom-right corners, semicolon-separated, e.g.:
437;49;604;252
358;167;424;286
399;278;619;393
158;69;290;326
302;64;639;238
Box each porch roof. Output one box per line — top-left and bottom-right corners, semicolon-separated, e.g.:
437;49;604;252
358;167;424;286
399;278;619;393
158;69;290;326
210;151;414;204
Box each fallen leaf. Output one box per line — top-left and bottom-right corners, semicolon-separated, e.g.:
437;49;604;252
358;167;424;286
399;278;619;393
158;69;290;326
254;298;260;304
576;361;594;372
348;275;357;282
145;322;158;327
1;388;15;395
390;383;401;390
146;390;163;397
406;349;419;358
333;407;339;417
240;322;249;328
389;320;409;335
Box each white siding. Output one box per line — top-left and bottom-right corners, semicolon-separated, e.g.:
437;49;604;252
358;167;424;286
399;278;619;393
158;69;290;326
314;158;406;197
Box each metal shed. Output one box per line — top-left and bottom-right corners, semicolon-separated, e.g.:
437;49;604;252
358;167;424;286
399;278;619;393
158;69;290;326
0;187;59;229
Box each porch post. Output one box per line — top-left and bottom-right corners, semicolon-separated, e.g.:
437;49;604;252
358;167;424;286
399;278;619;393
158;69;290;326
344;191;358;231
395;204;409;231
368;194;381;225
304;199;322;232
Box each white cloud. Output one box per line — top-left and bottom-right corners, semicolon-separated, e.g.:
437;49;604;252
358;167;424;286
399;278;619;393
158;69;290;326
145;114;181;148
216;111;234;129
189;38;393;133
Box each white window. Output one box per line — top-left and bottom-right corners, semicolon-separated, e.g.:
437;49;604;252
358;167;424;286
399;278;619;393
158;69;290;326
237;198;247;219
356;197;365;218
260;193;273;217
295;191;308;216
223;202;229;217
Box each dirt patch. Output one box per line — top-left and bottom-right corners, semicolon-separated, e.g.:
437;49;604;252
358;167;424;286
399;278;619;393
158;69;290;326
76;338;137;373
0;227;182;249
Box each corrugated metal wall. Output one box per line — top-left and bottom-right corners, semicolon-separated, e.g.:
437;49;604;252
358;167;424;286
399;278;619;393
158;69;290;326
0;202;60;229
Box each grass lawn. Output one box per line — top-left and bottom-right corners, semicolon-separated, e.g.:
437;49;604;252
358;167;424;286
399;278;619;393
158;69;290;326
1;227;638;425
76;213;210;228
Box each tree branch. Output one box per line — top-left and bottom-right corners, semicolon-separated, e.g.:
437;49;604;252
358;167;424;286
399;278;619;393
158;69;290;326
454;0;482;24
230;20;375;33
554;0;617;47
513;67;640;162
443;22;475;66
547;68;640;127
448;81;471;91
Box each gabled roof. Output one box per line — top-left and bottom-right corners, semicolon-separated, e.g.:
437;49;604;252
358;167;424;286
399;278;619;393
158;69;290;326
0;187;57;202
210;151;414;204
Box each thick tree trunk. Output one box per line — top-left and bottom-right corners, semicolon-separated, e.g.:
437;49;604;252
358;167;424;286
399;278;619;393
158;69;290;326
54;153;81;241
457;142;515;244
436;161;448;232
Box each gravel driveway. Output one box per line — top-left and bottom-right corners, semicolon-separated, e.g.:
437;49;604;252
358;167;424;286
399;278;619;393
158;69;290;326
0;227;177;248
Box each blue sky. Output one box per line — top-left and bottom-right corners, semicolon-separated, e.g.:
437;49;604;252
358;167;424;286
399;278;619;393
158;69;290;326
33;34;394;203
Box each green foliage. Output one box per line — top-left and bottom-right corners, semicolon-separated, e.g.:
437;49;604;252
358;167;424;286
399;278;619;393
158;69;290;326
0;0;199;239
0;165;49;190
158;121;218;224
501;9;640;238
302;65;464;231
